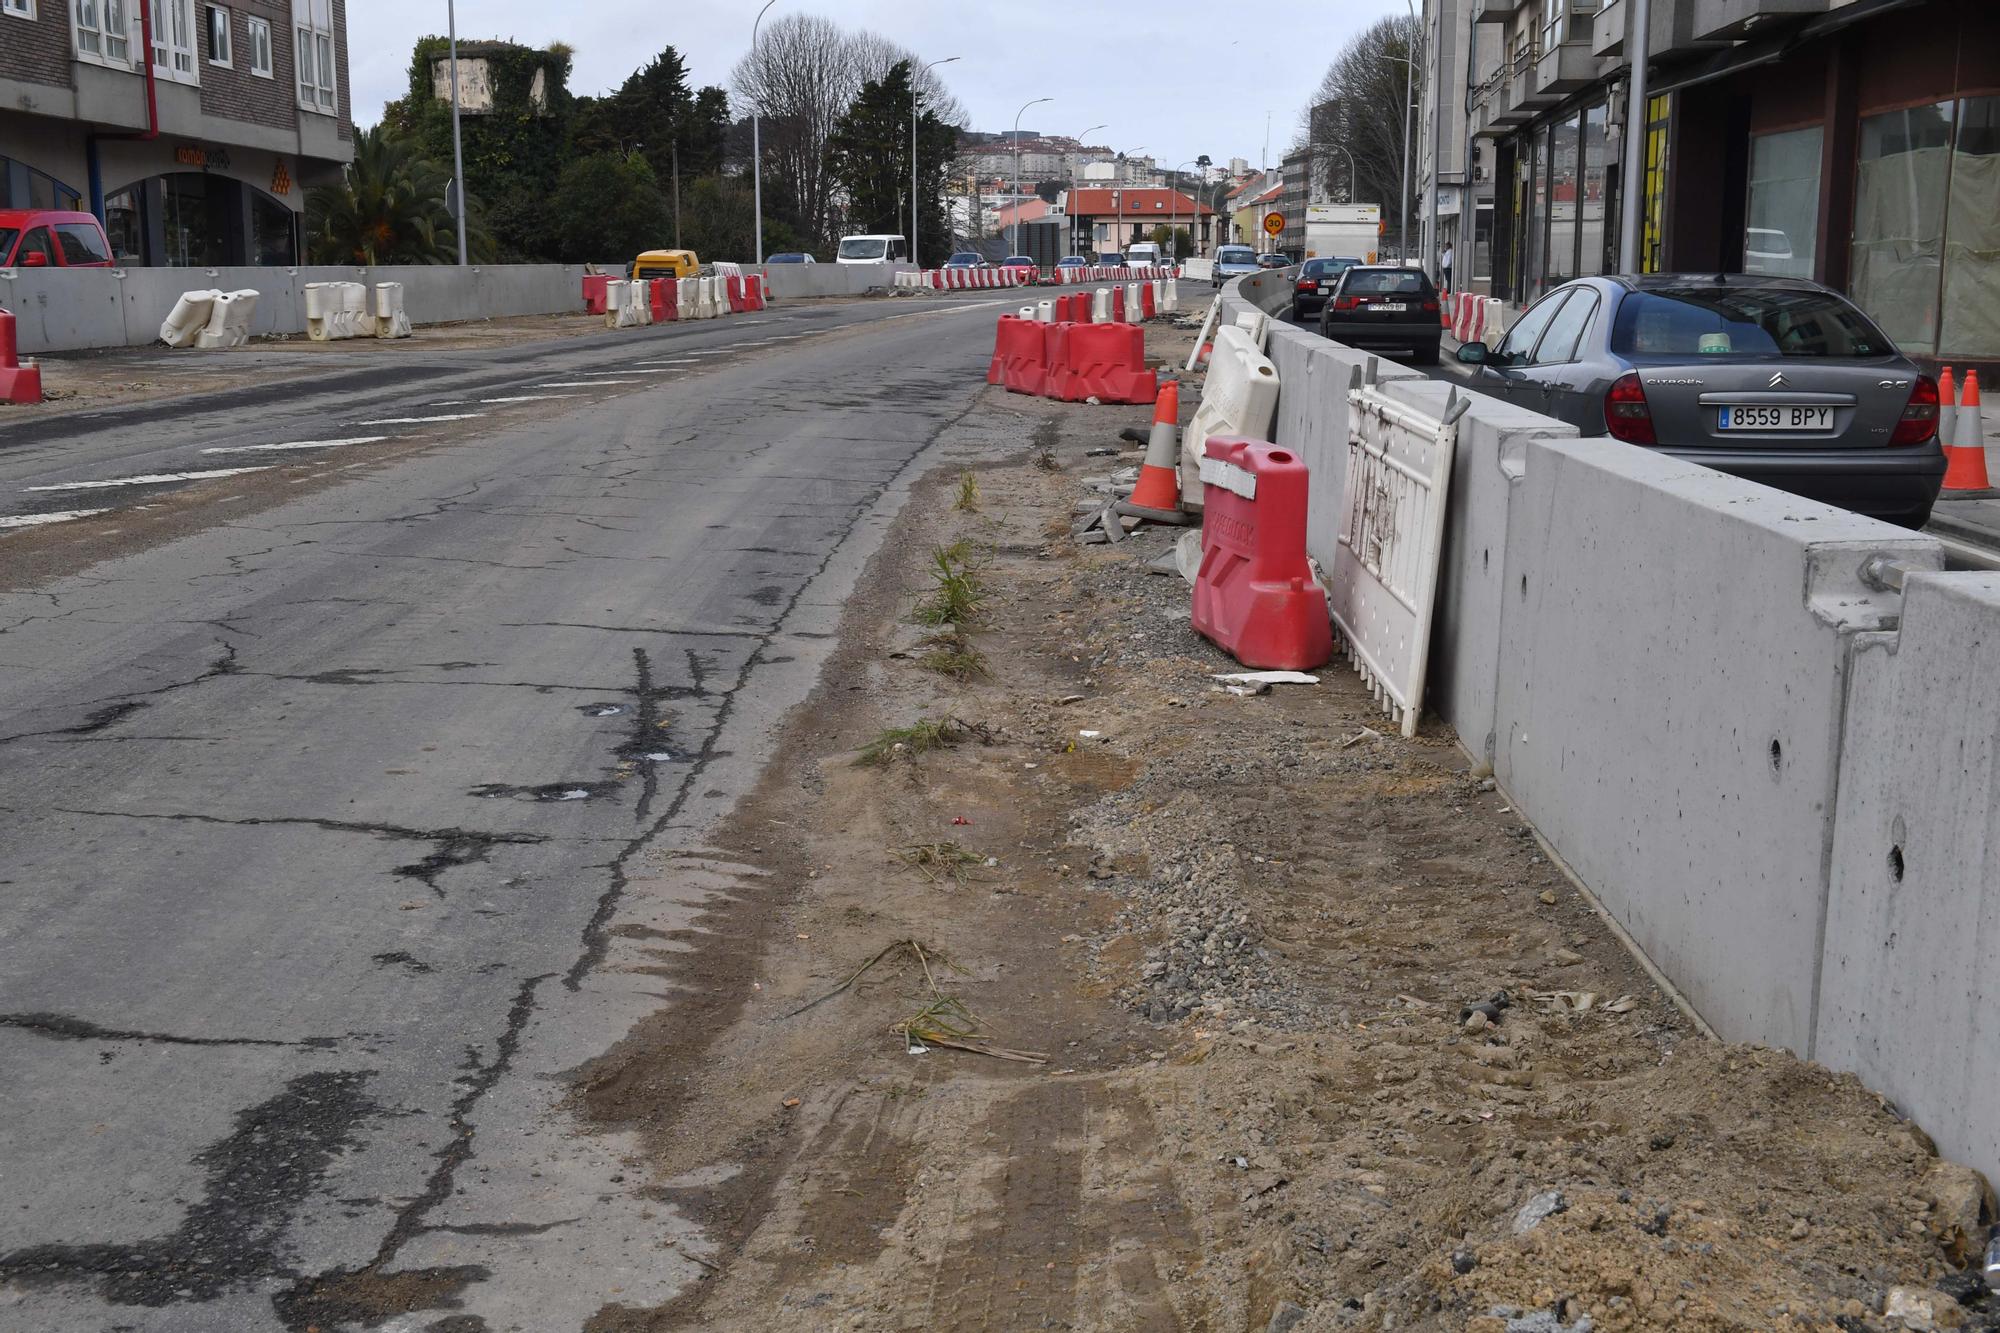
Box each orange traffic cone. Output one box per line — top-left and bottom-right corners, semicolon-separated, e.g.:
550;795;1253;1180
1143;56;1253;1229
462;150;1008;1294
1120;380;1184;519
1944;368;1992;492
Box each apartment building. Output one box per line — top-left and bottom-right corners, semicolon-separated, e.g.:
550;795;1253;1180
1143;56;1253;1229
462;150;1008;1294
1417;0;1502;288
1445;0;1997;370
0;0;354;265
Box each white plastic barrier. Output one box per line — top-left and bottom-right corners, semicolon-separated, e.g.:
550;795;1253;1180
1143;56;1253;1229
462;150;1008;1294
304;282;336;340
193;289;259;350
631;277;655;326
1233;308;1272;352
373;282;412;338
341;281;373;338
603;279;637;329
1181;323;1280;505
159;290;220;347
1035;299;1054;322
1481;297;1508;345
704;276;725;318
1123;283;1143;322
1163;278;1179;314
1092;287;1112;323
1329;369;1467;737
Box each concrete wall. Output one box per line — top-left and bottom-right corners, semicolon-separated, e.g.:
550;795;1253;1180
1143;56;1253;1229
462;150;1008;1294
0;264;587;354
1218;274;2000;1183
756;262;914;301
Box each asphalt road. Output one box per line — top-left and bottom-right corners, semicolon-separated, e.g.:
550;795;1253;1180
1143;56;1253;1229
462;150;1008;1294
0;289;1010;1330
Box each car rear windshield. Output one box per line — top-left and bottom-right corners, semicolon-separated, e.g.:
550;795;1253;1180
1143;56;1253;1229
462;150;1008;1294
1611;287;1891;358
1003;257;1034;266
1217;248;1255;263
1301;258;1353;277
1343;270;1430;295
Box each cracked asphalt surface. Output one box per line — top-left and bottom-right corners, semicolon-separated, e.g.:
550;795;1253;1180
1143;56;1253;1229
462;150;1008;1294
0;289;1010;1330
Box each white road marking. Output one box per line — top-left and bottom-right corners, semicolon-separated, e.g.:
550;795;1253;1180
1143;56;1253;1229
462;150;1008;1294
579;368;677;376
536;380;636;388
202;436;389;454
353;413;485;425
26;467;272;492
479;394;581;403
0;508;112;529
632;359;700;366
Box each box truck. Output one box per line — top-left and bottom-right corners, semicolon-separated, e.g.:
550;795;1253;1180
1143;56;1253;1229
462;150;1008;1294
1304;203;1381;264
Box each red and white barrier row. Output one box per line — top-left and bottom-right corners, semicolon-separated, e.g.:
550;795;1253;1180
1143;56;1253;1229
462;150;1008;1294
583;273;770;326
895;264;1182;292
1447;292;1510;345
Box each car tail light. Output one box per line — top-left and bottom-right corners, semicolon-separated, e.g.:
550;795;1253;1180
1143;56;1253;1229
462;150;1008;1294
1297;278;1315;291
1334;295;1360;311
1421;300;1440;313
1889;373;1940;447
1605;371;1656;445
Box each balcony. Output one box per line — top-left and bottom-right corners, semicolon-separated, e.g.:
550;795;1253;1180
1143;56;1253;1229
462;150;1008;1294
1592;0;1627;57
1647;1;1736;56
1534;40;1606;96
1473;0;1525;24
1691;0;1830;41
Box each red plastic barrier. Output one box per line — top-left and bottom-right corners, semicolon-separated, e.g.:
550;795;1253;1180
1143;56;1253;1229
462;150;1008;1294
996;315;1048;396
1192;438;1333;671
746;274;767;310
1060;321;1155;404
651;278;677;322
1141;283;1157;319
0;309;41;405
1042;321;1075;401
582;274;610;315
724;275;747;314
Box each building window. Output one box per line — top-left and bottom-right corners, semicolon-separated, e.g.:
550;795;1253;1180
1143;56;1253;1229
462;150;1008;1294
73;0;131;64
293;0;336;114
3;0;36;20
204;4;229;65
1640;94;1670;274
1743;126;1821;280
246;13;270;75
151;0;197;82
0;156;82;211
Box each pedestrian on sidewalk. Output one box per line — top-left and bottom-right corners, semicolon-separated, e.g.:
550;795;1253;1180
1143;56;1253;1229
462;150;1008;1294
1441;242;1454;294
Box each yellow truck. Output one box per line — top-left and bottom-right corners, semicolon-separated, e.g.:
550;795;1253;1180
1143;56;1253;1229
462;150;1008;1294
630;249;698;281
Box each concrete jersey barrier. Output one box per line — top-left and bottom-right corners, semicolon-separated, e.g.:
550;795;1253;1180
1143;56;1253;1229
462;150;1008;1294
1211;272;2000;1189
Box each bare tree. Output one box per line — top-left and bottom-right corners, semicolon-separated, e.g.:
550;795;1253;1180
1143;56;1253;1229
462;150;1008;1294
1295;17;1418;227
732;16;965;247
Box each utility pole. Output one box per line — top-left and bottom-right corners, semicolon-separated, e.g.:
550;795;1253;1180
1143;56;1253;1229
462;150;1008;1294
446;0;467;266
1011;96;1052;259
1401;0;1416;262
672;139;682;250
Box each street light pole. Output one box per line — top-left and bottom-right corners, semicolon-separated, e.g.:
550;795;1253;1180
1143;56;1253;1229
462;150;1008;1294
1170;159;1198;262
446;0;467;266
1070;123;1105;258
1011;95;1052;260
751;0;777;264
912;56;960;268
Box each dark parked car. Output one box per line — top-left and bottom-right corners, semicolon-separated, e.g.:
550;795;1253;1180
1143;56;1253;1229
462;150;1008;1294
1212;244;1261;287
1318;265;1442;364
944;252;986;268
1256;252;1291;269
1056;256;1090;272
1453;274;1946;527
764;251;815;264
1291;256;1363;322
1097;252;1126;267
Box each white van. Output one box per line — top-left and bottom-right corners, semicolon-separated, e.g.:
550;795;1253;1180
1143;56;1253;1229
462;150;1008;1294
1127;241;1162;268
836;233;910;264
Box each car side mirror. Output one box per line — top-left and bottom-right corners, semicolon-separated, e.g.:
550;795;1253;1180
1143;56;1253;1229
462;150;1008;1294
21;251;49;268
1455;341;1489;365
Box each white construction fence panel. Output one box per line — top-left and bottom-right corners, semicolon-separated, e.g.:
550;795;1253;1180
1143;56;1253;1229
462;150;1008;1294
1328;368;1468;738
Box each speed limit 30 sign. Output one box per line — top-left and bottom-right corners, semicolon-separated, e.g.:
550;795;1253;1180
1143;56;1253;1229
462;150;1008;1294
1262;211;1285;237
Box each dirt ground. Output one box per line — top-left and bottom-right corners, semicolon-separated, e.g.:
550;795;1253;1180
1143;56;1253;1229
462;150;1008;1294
570;304;1998;1332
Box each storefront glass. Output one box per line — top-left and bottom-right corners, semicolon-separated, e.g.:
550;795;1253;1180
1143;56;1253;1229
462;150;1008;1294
1941;96;2000;358
1579;104;1608;276
1744;126;1822;279
1852;103;1953;356
1548;113;1580;284
1528;125;1548;295
1641;94;1670;274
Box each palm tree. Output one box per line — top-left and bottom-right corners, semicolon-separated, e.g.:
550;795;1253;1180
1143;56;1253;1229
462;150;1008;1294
305;126;469;265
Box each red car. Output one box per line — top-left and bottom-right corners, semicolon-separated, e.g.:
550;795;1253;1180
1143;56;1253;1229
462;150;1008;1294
0;210;116;268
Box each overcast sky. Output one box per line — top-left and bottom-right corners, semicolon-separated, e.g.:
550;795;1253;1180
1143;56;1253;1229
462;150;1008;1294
346;0;1410;170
